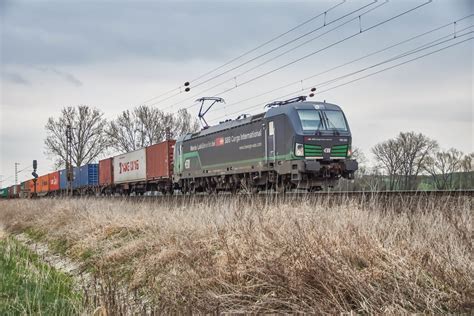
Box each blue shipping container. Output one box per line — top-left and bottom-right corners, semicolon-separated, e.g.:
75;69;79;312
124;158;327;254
74;164;99;188
59;164;98;190
59;169;67;190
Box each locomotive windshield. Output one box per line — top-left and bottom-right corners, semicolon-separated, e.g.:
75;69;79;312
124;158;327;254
297;109;348;132
324;110;348;131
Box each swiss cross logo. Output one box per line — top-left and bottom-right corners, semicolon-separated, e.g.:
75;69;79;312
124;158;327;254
215;137;224;146
324;148;331;154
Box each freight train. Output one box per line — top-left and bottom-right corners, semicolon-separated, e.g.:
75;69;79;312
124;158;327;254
0;97;358;198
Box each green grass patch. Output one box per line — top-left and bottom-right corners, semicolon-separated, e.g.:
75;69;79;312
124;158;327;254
24;227;46;242
0;236;83;315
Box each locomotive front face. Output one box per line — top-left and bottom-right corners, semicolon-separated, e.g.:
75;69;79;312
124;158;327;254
293;105;352;160
265;101;358;186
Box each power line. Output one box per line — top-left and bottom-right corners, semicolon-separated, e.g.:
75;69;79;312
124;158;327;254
162;0;432;114
137;1;346;107
217;14;472;109
211;0;433;99
156;1;386;111
212;30;472;122
189;0;347;84
190;1;377;89
314;37;472;95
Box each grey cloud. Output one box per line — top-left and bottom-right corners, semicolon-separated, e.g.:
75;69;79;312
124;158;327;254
2;0;470;68
35;66;83;86
2;72;30;85
0;1;333;65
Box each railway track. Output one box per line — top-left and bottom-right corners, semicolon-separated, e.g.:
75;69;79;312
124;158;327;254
50;189;471;205
3;190;472;210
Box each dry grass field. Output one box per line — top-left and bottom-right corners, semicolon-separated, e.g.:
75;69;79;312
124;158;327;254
0;195;472;313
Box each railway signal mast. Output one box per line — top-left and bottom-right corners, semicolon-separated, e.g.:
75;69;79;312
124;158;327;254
32;160;38;198
66;124;74;196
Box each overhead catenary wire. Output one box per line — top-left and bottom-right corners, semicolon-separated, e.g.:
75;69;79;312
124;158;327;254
210;0;433;99
156;1;387;111
217;14;473;110
162;0;432;114
0;165;33;185
189;0;347;85
216;30;473;121
137;1;347;107
216;14;474;111
276;29;474;99
189;1;378;90
212;30;472;122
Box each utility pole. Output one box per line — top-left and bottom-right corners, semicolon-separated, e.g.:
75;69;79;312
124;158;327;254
14;162;20;196
66;124;73;196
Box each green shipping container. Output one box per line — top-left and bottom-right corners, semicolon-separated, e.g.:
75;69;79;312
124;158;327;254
0;187;9;198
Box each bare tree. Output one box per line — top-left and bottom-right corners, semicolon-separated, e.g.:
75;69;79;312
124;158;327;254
460;152;473;189
45;106;108;168
107;106;199;152
461;153;473;172
424;148;464;190
372;139;404;190
397;132;438;190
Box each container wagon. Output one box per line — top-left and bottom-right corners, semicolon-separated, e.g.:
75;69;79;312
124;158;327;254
74;164;99;194
7;184;22;198
112;148;147;195
19;180;31;198
99;158;114;194
0;187;9;199
145;140;175;194
36;174;50;196
60;164;99;195
48;171;61;195
99;140;175;195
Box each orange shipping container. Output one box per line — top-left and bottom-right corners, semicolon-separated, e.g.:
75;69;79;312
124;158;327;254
48;171;60;191
146;140;175;180
37;174;50;193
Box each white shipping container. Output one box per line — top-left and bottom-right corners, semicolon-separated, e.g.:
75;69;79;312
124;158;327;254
113;148;147;184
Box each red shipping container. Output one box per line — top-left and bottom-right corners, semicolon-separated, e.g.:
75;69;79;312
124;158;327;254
99;158;114;186
48;171;60;191
8;185;18;198
146;140;176;180
37;174;50;193
29;179;35;193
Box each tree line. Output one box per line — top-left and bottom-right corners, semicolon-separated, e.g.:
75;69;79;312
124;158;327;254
44;105;199;168
348;132;472;191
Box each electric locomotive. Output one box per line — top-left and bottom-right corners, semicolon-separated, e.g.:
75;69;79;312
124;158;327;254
173;96;358;193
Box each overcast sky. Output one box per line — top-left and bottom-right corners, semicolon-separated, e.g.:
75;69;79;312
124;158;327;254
1;0;472;186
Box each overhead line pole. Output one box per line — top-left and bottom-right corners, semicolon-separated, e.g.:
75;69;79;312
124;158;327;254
14;162;20;195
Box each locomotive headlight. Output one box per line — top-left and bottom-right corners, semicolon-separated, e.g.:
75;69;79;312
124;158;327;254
295;143;304;157
347;148;353;157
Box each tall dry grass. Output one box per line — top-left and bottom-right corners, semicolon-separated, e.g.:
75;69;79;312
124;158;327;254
0;195;472;313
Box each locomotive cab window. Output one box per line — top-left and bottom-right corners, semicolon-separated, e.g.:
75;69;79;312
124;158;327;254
323;110;348;131
297;110;323;131
297;109;348;132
